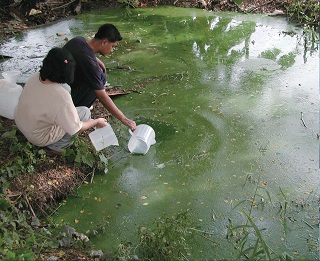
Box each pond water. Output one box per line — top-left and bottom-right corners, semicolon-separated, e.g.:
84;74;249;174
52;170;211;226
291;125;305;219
0;6;318;260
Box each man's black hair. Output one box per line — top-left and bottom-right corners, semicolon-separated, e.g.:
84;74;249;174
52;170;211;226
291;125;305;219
94;24;123;42
40;47;76;85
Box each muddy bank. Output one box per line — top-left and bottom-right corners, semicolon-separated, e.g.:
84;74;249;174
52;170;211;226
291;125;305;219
0;0;292;42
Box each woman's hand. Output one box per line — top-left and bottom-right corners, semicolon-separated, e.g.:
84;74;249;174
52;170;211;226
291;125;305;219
95;118;108;128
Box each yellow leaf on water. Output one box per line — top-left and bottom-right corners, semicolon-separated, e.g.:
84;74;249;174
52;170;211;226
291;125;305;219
74;219;79;224
141;195;147;200
142;203;149;206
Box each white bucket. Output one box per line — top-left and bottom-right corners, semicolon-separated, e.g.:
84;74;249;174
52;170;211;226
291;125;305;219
2;70;20;84
128;124;156;155
89;124;119;151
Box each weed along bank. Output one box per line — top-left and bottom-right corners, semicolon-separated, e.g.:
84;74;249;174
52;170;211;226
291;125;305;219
0;2;319;261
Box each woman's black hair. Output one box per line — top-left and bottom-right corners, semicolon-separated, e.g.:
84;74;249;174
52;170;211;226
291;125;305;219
94;24;122;42
39;47;75;84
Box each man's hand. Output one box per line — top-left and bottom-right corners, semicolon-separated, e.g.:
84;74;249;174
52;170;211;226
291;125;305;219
121;117;136;131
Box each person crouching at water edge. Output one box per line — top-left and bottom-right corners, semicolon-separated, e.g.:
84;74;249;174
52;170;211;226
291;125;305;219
14;47;108;155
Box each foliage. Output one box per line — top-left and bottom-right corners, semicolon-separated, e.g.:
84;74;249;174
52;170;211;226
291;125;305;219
227;212;275;260
0;127;46;193
117;0;138;9
0;124;109;260
135;210;192;260
0;202;43;261
285;0;319;58
63;135;109;173
114;210;193;260
0;200;93;261
285;0;319;27
226;174;305;260
234;0;244;4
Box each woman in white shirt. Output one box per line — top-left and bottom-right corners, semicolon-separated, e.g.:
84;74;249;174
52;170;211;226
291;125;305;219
14;47;107;154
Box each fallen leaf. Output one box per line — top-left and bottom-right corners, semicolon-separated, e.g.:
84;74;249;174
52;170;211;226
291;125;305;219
143;203;149;206
94;197;101;202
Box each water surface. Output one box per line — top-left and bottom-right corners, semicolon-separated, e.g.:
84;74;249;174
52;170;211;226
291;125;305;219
0;6;318;259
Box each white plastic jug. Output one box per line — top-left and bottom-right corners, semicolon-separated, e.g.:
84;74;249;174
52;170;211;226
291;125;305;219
2;71;20;83
128;124;156;155
0;72;23;120
89;124;119;151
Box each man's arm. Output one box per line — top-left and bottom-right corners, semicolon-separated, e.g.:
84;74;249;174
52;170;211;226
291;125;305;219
96;57;106;74
95;89;136;131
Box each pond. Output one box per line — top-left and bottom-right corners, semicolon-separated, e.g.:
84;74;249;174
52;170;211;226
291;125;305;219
0;6;318;260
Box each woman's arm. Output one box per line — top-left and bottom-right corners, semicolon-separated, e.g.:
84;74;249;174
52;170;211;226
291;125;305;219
79;118;107;132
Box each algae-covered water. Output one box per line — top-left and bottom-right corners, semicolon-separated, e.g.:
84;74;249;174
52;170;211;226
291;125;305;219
0;6;318;259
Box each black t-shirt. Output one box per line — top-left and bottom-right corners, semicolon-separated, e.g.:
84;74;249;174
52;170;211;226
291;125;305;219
64;36;105;107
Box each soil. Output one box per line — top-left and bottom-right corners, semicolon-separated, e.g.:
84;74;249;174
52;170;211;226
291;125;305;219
0;0;292;260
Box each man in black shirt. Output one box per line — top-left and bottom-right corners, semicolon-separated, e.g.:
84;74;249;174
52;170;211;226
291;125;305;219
64;24;136;131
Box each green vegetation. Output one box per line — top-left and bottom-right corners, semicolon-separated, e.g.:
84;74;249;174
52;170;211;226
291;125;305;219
115;210;193;260
285;0;319;27
0;123;108;260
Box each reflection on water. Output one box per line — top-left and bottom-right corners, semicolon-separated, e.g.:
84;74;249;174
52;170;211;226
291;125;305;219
1;7;318;259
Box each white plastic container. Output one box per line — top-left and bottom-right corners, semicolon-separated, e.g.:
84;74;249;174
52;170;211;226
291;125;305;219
2;70;20;84
128;124;156;155
0;77;23;120
89;124;119;151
